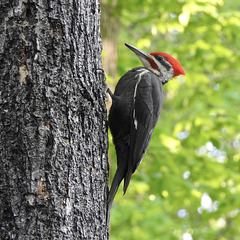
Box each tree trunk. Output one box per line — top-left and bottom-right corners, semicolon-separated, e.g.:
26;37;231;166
0;1;109;239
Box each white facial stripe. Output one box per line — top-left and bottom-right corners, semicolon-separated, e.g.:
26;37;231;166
139;57;152;70
138;55;174;83
153;56;174;80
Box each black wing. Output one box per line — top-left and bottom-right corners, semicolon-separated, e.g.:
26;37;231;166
123;69;164;193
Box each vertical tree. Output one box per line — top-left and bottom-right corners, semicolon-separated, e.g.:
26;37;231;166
0;0;109;239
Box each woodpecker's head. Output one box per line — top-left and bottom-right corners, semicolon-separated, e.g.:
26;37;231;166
125;43;185;84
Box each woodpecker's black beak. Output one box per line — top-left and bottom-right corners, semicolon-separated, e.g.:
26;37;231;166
125;43;150;60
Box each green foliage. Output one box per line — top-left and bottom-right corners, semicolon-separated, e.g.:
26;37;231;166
106;0;240;239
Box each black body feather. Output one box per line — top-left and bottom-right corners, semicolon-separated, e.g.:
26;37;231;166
108;67;164;211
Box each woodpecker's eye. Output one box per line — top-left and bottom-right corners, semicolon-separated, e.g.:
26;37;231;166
155;55;171;71
155;56;164;62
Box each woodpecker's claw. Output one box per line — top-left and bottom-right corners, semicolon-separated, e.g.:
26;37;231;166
103;84;114;102
96;68;112;101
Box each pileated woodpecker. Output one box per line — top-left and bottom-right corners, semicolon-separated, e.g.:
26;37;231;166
107;43;185;212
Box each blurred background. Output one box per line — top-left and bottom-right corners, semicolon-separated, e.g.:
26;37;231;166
100;0;240;239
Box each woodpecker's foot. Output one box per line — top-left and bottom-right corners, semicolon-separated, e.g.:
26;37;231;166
103;81;114;102
96;68;112;102
104;86;111;102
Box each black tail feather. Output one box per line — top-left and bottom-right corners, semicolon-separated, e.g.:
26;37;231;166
123;170;132;194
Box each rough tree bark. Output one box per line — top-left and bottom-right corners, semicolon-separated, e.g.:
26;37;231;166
0;0;109;239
